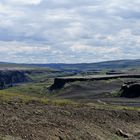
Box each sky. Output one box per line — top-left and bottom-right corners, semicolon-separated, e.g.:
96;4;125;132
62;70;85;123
0;0;140;63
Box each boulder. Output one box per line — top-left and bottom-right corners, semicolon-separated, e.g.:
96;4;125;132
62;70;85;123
116;129;132;138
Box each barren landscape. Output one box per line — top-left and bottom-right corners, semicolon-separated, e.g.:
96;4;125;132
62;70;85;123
0;61;139;140
1;0;140;139
0;101;140;140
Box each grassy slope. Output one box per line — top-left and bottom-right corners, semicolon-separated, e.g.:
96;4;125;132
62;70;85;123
0;81;139;111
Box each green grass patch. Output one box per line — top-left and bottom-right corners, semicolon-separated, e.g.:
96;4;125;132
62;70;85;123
2;82;50;97
0;86;78;106
0;88;139;110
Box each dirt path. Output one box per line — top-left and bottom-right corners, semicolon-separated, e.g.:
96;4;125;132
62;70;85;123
0;101;139;140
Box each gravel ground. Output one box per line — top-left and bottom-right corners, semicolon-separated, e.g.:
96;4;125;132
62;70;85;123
0;101;139;140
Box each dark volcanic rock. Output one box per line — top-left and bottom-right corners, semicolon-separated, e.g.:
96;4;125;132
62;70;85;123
0;70;30;89
49;78;80;90
50;74;140;90
120;82;140;98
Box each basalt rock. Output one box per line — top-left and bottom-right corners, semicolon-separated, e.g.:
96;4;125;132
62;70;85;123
0;70;30;89
120;82;140;98
50;75;140;91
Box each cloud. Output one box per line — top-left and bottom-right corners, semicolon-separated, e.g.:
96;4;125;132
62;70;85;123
3;0;42;5
0;0;140;63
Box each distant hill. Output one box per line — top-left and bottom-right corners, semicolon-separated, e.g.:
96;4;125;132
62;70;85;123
0;59;140;72
27;59;140;72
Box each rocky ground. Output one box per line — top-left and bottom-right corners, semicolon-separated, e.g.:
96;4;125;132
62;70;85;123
0;101;139;140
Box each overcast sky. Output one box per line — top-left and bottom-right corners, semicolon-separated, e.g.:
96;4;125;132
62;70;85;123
0;0;140;63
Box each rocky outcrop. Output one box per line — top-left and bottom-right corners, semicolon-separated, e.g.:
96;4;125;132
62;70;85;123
106;70;124;75
50;74;140;90
120;82;140;98
49;77;87;90
0;70;30;89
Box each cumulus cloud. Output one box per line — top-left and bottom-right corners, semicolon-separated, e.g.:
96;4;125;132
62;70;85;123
0;0;140;63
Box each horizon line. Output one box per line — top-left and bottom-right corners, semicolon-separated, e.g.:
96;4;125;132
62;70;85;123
0;58;139;65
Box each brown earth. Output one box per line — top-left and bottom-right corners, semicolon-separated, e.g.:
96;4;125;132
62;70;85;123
0;101;140;140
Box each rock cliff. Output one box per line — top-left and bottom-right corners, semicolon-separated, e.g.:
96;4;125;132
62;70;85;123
0;70;30;89
120;82;140;98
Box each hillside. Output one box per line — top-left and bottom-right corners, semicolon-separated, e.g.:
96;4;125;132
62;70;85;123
28;59;140;71
0;100;139;140
0;59;140;72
